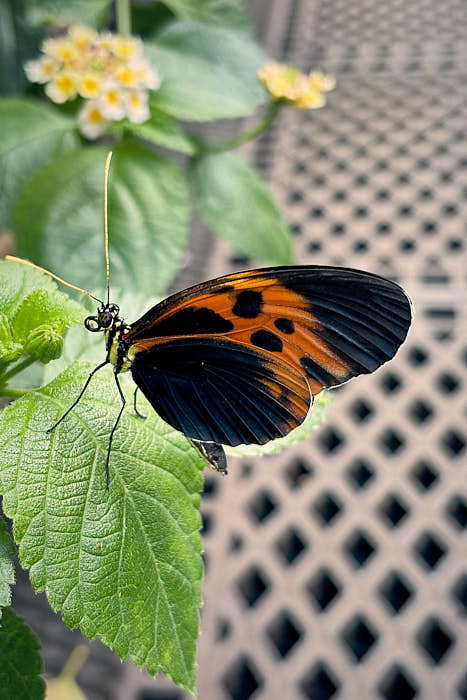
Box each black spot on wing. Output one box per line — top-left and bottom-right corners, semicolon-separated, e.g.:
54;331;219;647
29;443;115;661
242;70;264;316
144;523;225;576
274;317;294;334
152;306;234;336
232;290;263;318
251;329;283;352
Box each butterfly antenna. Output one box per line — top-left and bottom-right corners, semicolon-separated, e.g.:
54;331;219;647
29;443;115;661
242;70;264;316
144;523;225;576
5;256;104;305
104;151;112;306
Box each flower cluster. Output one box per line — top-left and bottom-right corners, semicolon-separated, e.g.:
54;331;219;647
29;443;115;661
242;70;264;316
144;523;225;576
258;61;335;109
25;25;161;139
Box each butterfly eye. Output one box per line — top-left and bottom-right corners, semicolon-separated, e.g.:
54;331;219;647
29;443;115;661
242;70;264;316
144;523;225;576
85;316;102;332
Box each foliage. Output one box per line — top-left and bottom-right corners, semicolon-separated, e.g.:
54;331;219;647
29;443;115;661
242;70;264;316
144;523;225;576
0;608;45;700
0;0;335;694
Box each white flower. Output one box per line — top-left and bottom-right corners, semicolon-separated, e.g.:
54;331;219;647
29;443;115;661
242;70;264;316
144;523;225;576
24;56;59;83
129;58;161;90
115;64;138;88
112;36;142;60
45;72;77;103
78;73;102;99
42;38;78;64
78;100;108;139
125;90;150;123
99;81;126;120
68;24;97;50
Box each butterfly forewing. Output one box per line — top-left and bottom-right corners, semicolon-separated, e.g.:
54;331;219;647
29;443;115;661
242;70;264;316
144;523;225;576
123;266;412;446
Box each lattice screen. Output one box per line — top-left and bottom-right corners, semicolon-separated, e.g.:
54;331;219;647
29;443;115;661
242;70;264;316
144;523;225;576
11;1;467;698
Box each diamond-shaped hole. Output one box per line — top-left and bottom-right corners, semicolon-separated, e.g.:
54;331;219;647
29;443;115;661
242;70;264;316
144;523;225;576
441;429;466;457
436;371;461;394
201;511;213;535
266;610;303;658
350;398;374;423
408;346;429;367
379;428;405;456
451;573;467;614
340;614;379;663
284;458;313;489
237;566;269;608
457;670;467;700
248;489;278;524
344;529;377;568
409;399;434;425
307;567;342;612
300;662;340;700
416;617;455;665
222;656;263;700
139;691;184;700
378;493;410;529
318;426;345;454
346;458;375;490
216;616;231;641
380;371;403;394
410;460;439;492
378;570;414;615
413;531;447;571
229;533;243;553
378;664;419;700
312;491;344;527
445;495;467;530
276;526;307;566
203;476;218;498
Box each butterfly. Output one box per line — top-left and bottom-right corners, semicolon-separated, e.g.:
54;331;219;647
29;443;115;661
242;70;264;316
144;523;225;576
7;155;412;487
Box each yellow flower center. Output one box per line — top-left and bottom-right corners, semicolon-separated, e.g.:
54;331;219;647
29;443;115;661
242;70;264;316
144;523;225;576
106;90;119;104
89;108;103;124
57;76;74;94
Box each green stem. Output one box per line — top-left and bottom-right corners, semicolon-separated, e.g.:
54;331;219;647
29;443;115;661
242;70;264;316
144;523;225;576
1;356;36;383
196;100;282;154
116;0;131;35
1;387;29;398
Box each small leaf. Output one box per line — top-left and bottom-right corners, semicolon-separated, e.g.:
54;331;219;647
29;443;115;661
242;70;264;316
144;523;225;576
125;103;196;155
227;392;334;457
0;518;15;619
160;0;250;29
0;261;85;366
24;0;110;28
0;363;204;693
0;97;79;229
146;21;267;121
191;151;293;264
13;142;190;297
0;608;45;700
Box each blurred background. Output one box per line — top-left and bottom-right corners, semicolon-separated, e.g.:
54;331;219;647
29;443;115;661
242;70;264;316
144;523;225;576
8;0;467;698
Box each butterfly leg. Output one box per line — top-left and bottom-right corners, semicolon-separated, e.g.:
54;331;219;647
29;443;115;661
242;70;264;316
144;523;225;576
133;387;146;419
189;439;228;476
105;373;126;490
46;360;108;434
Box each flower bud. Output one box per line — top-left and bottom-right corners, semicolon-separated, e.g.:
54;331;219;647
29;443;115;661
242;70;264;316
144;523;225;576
25;324;64;364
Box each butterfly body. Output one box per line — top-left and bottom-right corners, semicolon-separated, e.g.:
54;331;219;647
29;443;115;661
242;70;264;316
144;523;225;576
80;265;412;479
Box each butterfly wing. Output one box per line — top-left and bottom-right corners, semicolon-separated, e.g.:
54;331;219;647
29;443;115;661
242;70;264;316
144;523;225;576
124;266;412;446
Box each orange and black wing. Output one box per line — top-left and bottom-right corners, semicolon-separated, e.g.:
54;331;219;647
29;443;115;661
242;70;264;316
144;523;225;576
123;266;412;446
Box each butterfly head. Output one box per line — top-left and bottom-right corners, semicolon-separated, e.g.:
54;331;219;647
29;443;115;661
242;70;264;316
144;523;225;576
85;303;121;333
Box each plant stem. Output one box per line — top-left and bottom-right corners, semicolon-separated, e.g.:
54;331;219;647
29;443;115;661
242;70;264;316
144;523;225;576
116;0;132;35
197;100;282;154
1;356;36;383
1;387;29;398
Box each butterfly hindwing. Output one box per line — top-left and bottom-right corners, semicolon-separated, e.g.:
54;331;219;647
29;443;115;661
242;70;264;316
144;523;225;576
123;266;412;446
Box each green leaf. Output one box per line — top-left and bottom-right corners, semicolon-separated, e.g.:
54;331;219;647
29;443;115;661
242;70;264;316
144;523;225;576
0;97;79;229
13;142;190;297
160;0;250;29
227;392;333;457
146;21;267;121
0;518;15;619
24;0;110;28
0;0;42;95
0;608;45;699
125;102;196;155
191;151;293;264
0;260;85;367
0;363;204;693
